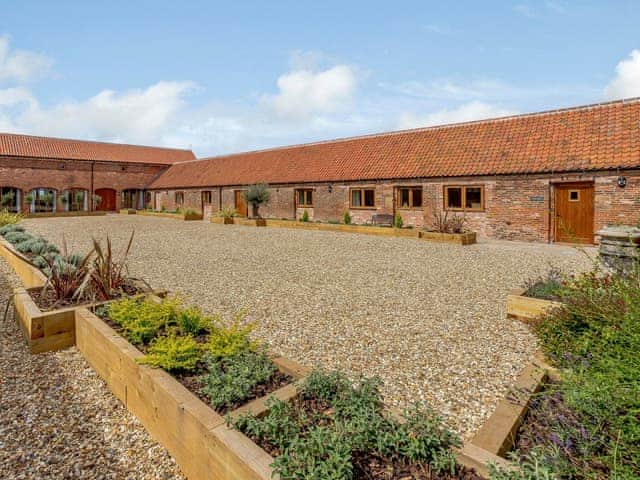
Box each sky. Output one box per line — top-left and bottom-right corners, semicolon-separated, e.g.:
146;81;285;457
0;0;639;157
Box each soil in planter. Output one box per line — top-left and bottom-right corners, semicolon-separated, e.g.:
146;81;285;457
31;283;142;311
523;280;563;302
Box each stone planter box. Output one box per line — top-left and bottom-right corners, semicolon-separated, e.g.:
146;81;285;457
210;217;235;225
137;211;203;221
419;231;477;245
506;288;563;323
119;208;137;214
0;238;47;289
25;211;107;218
75;307;310;480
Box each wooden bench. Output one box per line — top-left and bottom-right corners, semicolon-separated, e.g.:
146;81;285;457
371;214;394;226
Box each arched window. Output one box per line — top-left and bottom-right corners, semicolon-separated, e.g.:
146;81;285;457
122;189;144;210
61;189;88;212
28;188;56;213
0;187;21;212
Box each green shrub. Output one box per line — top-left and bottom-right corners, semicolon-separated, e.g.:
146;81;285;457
138;334;201;372
107;296;180;345
202;314;258;360
184;208;198;216
234;370;461;479
177;306;214;336
300;210;309;222
343;211;351;225
4;231;32;244
394;212;403;229
0;210;22;228
200;350;276;411
516;268;640;478
218;207;237;219
15;237;47;254
0;223;24;235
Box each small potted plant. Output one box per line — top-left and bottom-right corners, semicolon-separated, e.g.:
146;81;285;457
243;183;270;226
213;206;236;224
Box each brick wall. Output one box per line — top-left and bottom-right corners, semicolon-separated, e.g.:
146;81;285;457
0;157;167;212
149;170;640;243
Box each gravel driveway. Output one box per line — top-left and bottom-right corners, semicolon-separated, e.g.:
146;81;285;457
23;215;593;439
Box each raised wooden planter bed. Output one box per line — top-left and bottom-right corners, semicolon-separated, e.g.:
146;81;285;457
234;218;267;227
119;208;137;214
0;238;46;289
506;288;563;323
419;231;477;245
75;306;311;480
137;211;204;221
12;285;166;354
210;217;235;225
245;218;421;238
25;211;107;218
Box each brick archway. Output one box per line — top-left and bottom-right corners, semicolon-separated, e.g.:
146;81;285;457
94;188;117;211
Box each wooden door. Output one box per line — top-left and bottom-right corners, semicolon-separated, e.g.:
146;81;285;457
554;183;594;244
95;188;116;211
234;190;247;217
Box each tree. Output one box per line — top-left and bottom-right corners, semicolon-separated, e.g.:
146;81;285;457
242;184;270;219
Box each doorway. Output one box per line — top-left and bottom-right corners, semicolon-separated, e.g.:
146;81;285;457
234;190;248;217
554;182;594;244
95;188;117;211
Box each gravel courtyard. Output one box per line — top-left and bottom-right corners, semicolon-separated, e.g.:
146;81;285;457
23;215;593;439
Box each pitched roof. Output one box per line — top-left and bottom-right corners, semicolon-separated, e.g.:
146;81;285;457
150;98;640;189
0;133;195;165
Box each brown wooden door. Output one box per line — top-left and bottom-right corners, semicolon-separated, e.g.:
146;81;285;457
95;188;116;211
554;183;594;243
234;190;247;217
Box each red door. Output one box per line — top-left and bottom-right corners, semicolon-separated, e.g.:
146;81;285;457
95;188;116;211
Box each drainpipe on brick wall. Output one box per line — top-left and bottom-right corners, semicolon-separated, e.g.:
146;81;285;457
90;161;95;212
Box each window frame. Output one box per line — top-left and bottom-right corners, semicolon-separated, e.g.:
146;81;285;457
443;185;485;212
296;188;314;208
396;186;423;209
202;190;212;205
349;187;376;209
175;191;184;207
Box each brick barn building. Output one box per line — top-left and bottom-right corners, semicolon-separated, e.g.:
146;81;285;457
0;134;194;214
1;98;640;244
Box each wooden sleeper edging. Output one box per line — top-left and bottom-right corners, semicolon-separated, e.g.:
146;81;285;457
74;306;311;480
0;238;47;289
506;288;563;323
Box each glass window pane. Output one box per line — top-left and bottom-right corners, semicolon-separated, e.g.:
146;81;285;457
400;189;410;207
306;190;313;206
446;187;462;209
297;190;304;205
465;187;482;209
351;190;362;207
412;188;422;207
364;189;375;207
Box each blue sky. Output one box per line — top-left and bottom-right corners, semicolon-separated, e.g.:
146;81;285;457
1;1;639;156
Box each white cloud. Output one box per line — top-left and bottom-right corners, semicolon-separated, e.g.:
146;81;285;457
262;65;357;119
5;81;195;145
0;35;52;83
603;50;640;100
397;101;519;130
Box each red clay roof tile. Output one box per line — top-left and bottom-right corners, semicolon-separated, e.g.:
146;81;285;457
0;133;195;165
150;98;640;189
